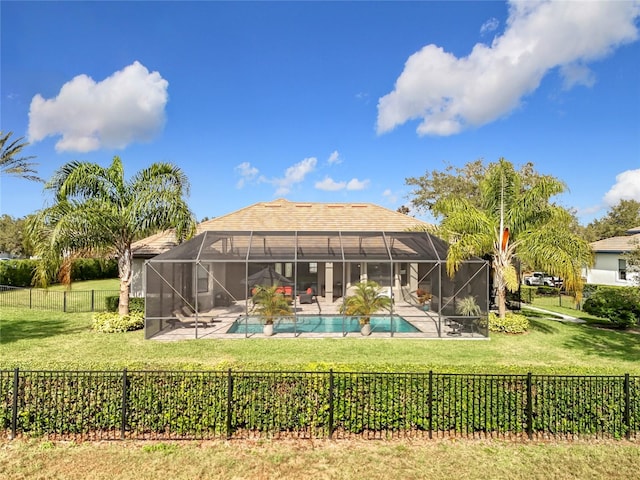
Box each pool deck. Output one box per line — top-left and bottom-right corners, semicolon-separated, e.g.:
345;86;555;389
149;298;488;341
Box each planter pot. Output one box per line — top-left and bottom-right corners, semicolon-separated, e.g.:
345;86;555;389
263;323;274;336
422;304;430;312
360;323;371;336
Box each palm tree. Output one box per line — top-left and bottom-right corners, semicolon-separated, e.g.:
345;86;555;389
27;156;196;315
250;284;293;325
0;131;41;181
339;281;392;333
435;158;593;318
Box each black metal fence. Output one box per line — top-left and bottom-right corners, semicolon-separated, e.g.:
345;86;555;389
0;285;119;312
1;369;638;441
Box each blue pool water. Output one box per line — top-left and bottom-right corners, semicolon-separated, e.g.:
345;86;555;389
227;315;420;334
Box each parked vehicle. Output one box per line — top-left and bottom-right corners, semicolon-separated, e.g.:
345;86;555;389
523;272;557;287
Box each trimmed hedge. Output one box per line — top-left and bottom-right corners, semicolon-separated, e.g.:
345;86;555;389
0;258;117;287
92;312;144;333
1;370;638;440
489;312;529;334
105;296;145;313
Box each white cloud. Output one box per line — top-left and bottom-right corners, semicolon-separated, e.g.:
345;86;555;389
346;178;369;191
235;162;260;188
560;63;596;90
28;61;168;152
603;169;640;206
480;17;499;36
382;189;398;203
377;0;640;136
327;150;341;165
315;177;346;191
273;157;317;195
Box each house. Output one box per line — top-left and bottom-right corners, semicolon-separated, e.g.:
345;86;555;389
584;226;640;286
133;199;490;340
130;198;432;297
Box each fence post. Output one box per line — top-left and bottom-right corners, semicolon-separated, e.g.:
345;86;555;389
428;371;433;439
121;368;128;439
526;373;533;440
63;291;67;313
10;368;19;440
29;289;32;309
91;290;95;312
328;369;334;439
226;368;233;440
624;373;631;440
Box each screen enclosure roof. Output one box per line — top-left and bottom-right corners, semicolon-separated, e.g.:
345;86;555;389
148;230;484;264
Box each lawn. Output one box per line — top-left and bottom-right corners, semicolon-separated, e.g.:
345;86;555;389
2;438;639;480
1;304;639;374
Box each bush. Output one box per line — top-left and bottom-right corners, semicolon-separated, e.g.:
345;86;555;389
71;258;118;281
582;287;640;329
489;312;529;334
0;258;117;287
92;311;144;333
0;259;38;287
105;296;145;313
536;286;560;296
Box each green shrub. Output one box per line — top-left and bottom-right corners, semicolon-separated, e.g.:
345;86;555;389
92;311;144;333
0;259;38;287
582;287;640;329
519;286;536;303
536;286;560;296
105;296;145;313
71;258;118;281
488;312;529;334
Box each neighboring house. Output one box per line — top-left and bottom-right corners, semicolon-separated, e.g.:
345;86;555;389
584;226;640;286
131;198;431;297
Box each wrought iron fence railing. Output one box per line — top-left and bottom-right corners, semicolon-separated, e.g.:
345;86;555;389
0;285;119;312
1;369;638;441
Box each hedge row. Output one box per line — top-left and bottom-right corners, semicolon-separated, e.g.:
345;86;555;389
0;258;117;287
1;370;638;440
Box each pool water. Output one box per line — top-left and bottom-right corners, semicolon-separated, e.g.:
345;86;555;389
227;315;420;334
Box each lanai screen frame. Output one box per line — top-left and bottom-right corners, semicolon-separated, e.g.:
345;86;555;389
144;230;489;339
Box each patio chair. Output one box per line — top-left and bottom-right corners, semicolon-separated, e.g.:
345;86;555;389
298;287;315;304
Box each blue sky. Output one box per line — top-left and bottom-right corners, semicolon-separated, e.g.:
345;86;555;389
2;1;639;225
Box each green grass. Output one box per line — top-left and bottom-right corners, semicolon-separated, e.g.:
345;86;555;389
2;305;639;374
46;278;120;291
2;438;639;480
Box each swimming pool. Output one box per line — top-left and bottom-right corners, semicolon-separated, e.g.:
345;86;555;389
227;315;420;334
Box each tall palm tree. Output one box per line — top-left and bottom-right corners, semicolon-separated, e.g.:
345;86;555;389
0;131;41;181
27;156;196;315
435;158;593;318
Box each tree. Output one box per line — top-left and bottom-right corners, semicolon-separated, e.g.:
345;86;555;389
427;158;593;318
583;200;640;242
27;156;197;315
626;240;640;287
0;131;41;181
0;215;28;256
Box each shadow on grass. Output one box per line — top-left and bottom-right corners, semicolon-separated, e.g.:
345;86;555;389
562;323;640;362
0;313;88;344
528;319;560;334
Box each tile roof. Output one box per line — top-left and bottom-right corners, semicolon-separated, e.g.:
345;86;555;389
590;233;640;253
132;198;431;257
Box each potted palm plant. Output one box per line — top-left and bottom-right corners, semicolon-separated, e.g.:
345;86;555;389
455;296;482;334
250;284;293;336
339;281;392;336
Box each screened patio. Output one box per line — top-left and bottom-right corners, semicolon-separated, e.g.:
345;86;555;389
144;230;489;340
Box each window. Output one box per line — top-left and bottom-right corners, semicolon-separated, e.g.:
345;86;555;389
367;262;392;286
197;264;209;293
619;259;627;280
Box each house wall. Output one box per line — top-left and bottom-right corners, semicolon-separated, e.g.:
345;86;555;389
584;252;638;286
131;258;146;297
